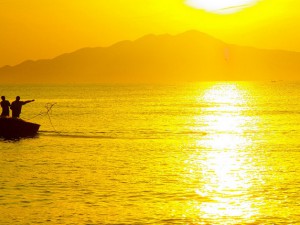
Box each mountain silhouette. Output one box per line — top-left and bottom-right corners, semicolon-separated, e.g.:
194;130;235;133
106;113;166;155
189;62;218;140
0;30;299;83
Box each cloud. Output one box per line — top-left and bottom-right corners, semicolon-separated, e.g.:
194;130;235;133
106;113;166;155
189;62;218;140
185;0;259;14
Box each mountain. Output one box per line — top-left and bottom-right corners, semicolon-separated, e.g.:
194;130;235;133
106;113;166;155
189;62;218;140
0;30;299;83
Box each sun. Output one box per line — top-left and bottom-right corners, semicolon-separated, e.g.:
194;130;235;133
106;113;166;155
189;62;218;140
185;0;259;14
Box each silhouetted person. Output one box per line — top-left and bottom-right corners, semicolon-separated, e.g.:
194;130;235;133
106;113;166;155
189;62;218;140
10;96;34;118
1;96;11;117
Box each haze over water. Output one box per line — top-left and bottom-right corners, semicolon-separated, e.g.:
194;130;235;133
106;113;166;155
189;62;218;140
0;81;299;224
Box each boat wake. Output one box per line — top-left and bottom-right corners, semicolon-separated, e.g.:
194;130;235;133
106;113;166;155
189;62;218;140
38;130;207;140
38;130;117;139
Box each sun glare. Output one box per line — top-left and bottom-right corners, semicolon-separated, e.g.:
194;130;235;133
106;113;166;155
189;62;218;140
185;0;259;14
185;83;260;223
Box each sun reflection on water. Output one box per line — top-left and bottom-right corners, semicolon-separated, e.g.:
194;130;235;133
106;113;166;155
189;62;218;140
186;83;260;224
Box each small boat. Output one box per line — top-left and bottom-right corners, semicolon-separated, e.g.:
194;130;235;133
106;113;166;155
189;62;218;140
0;117;40;138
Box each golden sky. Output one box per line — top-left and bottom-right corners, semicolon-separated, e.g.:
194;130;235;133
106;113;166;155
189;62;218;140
1;0;300;67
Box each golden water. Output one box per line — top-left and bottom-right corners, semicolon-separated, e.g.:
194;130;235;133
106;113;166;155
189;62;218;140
0;82;299;224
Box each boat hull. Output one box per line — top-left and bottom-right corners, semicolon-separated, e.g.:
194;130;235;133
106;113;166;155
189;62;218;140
0;118;40;138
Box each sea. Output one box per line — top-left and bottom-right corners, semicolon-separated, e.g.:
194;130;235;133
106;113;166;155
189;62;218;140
0;81;299;225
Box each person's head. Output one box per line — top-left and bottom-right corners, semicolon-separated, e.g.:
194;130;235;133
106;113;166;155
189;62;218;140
1;96;5;101
16;96;20;101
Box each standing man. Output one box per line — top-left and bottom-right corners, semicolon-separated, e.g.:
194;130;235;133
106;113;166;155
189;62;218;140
1;96;11;117
10;96;34;118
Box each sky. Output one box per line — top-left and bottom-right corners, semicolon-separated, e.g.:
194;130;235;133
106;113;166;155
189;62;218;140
1;0;300;67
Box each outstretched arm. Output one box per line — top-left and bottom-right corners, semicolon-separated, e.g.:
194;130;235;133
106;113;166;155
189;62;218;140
24;100;35;104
